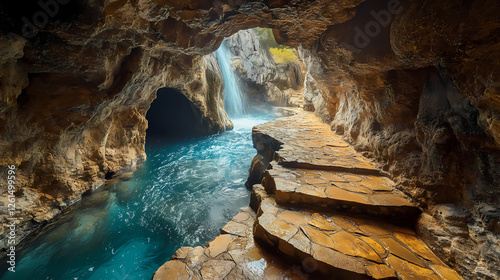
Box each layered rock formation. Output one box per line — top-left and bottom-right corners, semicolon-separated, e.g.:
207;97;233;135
0;1;233;249
154;110;464;280
225;29;305;107
0;0;498;279
296;1;500;278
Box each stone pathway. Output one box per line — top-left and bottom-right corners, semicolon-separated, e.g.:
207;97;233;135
153;206;309;280
153;110;463;280
287;90;304;108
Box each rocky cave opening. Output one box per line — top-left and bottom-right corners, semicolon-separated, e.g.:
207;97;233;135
146;87;206;140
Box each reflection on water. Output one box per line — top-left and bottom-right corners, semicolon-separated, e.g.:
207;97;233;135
0;111;276;280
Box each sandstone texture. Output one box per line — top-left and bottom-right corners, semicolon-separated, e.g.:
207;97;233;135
153;206;310;280
0;1;234;249
0;0;498;279
295;1;500;278
155;110;464;280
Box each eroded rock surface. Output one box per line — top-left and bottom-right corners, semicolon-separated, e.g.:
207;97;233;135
153;206;310;280
155;110;464;280
295;1;500;277
0;1;498;278
0;0;358;250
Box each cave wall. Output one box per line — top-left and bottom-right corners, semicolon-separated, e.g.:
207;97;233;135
0;0;499;278
296;1;500;278
0;1;233;249
147;55;231;140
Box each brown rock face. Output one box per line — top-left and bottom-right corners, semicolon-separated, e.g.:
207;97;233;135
0;0;498;279
0;0;234;249
294;1;500;278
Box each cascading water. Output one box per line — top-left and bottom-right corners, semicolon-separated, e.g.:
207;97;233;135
215;40;248;118
0;40;277;280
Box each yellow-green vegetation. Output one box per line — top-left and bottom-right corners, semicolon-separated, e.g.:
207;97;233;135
254;27;279;49
252;27;298;64
269;47;298;64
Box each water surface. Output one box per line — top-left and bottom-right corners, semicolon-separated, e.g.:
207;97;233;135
0;112;276;280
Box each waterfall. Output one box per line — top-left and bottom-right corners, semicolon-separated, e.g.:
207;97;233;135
215;40;248;118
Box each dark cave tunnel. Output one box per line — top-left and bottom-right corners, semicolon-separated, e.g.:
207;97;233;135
146;87;206;140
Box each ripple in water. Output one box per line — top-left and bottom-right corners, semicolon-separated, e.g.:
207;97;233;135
0;112;276;280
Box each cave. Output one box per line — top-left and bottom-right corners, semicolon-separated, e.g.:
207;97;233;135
146;87;206;140
0;1;499;279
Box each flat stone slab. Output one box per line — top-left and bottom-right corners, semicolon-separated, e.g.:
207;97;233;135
154;109;464;280
263;163;420;221
153;206;310;280
254;197;463;280
253;111;381;175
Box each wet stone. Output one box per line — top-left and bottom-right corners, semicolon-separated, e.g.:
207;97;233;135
311;243;366;275
207;234;233;258
325;185;369;204
308;213;340;231
277;210;308;225
229;246;263;265
185;246;206;268
155;110;462;280
232;212;250;223
393;232;444;265
429;264;464;280
305;177;328;185
258;213;298;241
359;177;394;192
301;225;335;248
200;260;235;280
321;172;348;182
359;236;387;256
330;216;363;233
227;237;249;252
222;221;248;237
171;247;192;260
153;260;189;280
288;229;311;255
297;184;328;199
385;254;440;280
332;181;373;194
375;237;426;267
329;231;383;263
366;264;398;279
356;221;393;236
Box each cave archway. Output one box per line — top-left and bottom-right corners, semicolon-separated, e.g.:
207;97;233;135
146;87;206;140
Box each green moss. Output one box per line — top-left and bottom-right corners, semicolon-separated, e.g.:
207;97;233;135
254;27;279;49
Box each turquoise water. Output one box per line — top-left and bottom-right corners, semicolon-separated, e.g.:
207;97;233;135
0;112;276;280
